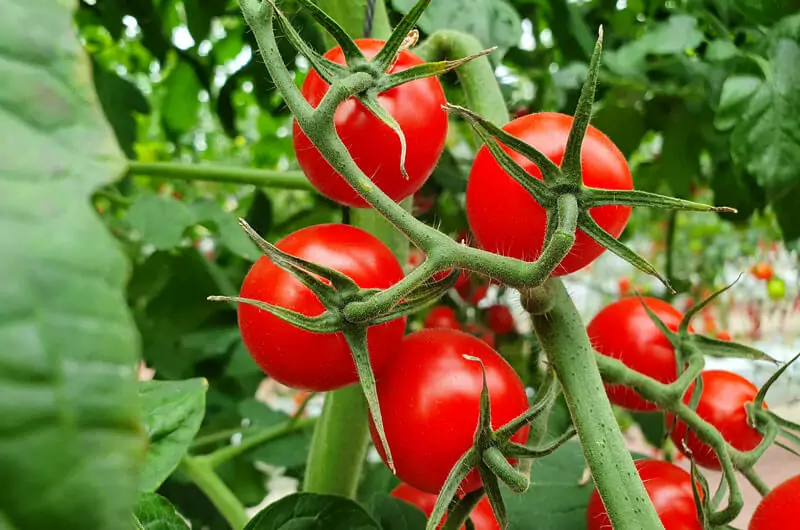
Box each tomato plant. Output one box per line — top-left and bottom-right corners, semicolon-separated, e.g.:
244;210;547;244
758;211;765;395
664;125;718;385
238;224;406;390
587;460;702;530
391;484;500;530
588;297;685;411
667;370;765;469
749;475;800;530
369;329;530;494
466;113;633;275
293;39;447;207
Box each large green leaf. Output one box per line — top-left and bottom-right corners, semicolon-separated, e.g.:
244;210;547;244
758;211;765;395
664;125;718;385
161;61;202;138
92;60;150;158
140;379;207;492
128;194;195;251
731;39;800;193
245;493;381;529
0;0;143;528
502;441;592;530
366;494;427;530
134;492;190;530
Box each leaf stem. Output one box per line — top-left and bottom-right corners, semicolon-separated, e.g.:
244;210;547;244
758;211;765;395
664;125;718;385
127;160;314;190
180;456;249;529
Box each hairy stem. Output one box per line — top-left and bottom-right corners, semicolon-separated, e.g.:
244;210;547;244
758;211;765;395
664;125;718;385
531;280;663;530
127;161;314;190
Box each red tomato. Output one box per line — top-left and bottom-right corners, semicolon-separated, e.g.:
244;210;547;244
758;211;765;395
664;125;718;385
716;330;731;341
487;305;515;335
424;306;461;330
470;285;489;306
587;460;702;530
667;370;764;470
370;329;530;493
750;262;773;281
588;297;685;411
238;224;406;391
618;276;632;297
293;39;447;207
466;113;632;275
749;475;800;530
391;484;500;530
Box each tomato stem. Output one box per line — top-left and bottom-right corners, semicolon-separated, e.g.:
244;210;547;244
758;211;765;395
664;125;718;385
179;456;249;529
741;467;771;496
126;160;314;190
530;279;664;530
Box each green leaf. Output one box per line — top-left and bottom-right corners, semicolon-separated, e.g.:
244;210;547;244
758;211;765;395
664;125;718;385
772;183;800;241
357;462;401;504
92;60;150;158
367;494;427;530
710;164;766;222
128;194;196;250
715;76;762;131
733;0;800;25
591;101;646;157
184;0;229;42
0;0;143;528
161;61;202;138
239;399;312;468
191;199;260;260
706;40;738;62
244;493;381;529
639;15;703;55
502;441;591;529
134;492;190;530
391;0;522;55
731;39;800;192
631;412;667;448
140;379;207;492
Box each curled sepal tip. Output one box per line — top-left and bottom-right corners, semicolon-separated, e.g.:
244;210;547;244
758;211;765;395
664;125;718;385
357;93;410;180
754;351;800;409
377;48;497;92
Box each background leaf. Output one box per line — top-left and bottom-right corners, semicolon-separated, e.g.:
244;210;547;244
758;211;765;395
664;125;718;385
134;492;190;530
367;493;427;530
245;493;381;529
0;0;143;528
128;194;196;250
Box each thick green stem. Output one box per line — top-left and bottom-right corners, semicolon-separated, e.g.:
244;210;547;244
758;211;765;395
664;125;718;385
415;31;509;125
531;280;663;530
180;457;249;529
741;467;770;496
303;384;371;497
127;160;314;190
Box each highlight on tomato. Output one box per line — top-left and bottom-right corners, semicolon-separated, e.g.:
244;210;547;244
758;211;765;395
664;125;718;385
370;329;530;494
466;112;633;275
586;459;702;530
293;39;448;207
667;370;765;469
391;483;500;530
237;224;406;391
749;474;800;530
588;296;685;411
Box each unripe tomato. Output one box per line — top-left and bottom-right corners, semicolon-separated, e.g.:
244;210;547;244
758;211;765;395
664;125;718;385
749;475;800;530
667;370;764;470
767;277;786;301
466;113;632;275
750;262;773;281
238;224;406;391
588;297;685;411
371;329;529;493
486;305;515;335
391;484;500;530
423;306;461;330
293;39;447;207
587;460;702;530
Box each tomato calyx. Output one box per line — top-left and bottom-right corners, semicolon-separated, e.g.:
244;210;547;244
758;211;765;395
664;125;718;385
426;369;574;530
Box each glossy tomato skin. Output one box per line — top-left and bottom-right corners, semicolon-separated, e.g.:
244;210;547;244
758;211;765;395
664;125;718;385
749;475;800;530
587;460;702;530
466;113;632;275
667;370;764;470
424;306;461;330
293;39;447;207
391;484;500;530
588;297;685;411
371;329;530;493
238;224;406;391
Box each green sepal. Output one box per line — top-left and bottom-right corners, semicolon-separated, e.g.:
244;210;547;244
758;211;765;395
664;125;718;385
207;295;340;332
561;28;603;184
680;279;738;334
583;188;737;213
343;328;393;472
296;0;365;64
372;0;432;70
442;489;485;530
754;351;800;408
377;48;495;91
501;425;576;459
426;450;480;530
691;335;776;363
266;0;348;84
477;463;509;530
368;270;460;325
494;370;557;440
357;91;409;180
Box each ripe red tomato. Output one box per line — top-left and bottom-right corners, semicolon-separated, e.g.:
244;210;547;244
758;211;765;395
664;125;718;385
487;305;515;335
587;460;701;530
749;474;800;530
424;306;461;330
391;484;500;530
238;224;406;391
466;113;632;275
750;262;773;281
588;297;685;411
293;39;447;207
716;330;731;341
667;370;764;470
370;329;530;493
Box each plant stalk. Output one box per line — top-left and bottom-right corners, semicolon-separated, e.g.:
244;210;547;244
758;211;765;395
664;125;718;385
127;160;314;190
530;280;664;530
180;457;249;529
